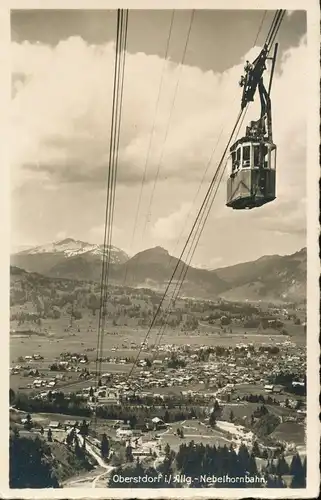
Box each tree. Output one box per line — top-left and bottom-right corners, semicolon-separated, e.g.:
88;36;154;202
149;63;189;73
276;454;289;476
248;453;258;474
10;434;59;488
66;431;74;447
9;388;15;405
24;414;32;431
209;411;216;428
253;413;279;438
79;420;89;438
221;316;231;326
266;474;285;488
237;443;251;474
213;399;221;417
164;443;171;457
129;415;137;429
88;293;100;316
47;428;53;442
101;433;110;459
274;475;286;488
125;444;133;462
229;410;235;422
164;410;170;423
73;309;82;320
252;440;261;457
74;436;83;458
290;453;306;488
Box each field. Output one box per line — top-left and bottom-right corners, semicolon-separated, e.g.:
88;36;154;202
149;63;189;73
271;422;306;445
11;308;305;361
10;300;306;397
160;429;231;452
10;276;306;469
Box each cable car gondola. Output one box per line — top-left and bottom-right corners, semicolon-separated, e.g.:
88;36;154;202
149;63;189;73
226;43;278;210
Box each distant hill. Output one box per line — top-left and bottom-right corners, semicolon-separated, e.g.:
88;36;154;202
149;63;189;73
109;246;228;298
216;248;307;303
15;238;129;261
11;238;129;278
11;240;307;303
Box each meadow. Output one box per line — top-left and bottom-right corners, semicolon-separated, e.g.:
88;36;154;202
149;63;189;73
10;282;306;401
11;308;304;363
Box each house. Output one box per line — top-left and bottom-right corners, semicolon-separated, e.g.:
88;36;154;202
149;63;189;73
21;417;31;425
292;381;305;388
49;421;61;429
58;361;69;368
32;354;43;360
65;420;78;429
150;417;166;431
116;428;133;439
33;379;45;387
96;389;120;405
28;369;39;377
132;449;150;457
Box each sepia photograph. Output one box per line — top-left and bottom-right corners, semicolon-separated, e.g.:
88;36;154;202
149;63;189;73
4;1;319;497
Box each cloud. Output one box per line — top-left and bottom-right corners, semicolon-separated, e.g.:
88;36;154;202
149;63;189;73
11;35;306;193
89;224;124;245
151;202;194;242
55;230;67;240
10;33;307;263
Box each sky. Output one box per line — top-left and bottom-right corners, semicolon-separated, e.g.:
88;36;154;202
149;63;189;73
10;9;307;268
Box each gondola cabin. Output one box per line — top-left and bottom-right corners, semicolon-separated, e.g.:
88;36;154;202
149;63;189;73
226;41;279;210
226;137;276;210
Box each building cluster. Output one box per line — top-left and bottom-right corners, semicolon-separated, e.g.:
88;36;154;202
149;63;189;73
11;340;306;414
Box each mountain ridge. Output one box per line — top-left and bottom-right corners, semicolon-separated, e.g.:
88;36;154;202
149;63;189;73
16;238;129;262
11;239;307;303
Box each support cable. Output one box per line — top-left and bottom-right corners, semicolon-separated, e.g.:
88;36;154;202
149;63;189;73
122;11;175;286
151;10;273;353
126;107;244;381
94;10;128;403
141;10;195;243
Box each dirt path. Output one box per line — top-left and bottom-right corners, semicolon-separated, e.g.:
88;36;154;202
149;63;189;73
63;436;114;488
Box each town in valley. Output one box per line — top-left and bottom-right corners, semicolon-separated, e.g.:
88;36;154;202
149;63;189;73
10;241;307;488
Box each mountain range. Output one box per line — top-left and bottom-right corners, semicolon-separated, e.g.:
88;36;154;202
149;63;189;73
11;238;307;303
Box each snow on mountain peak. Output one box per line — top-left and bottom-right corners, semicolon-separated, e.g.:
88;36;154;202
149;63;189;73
19;238;129;263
